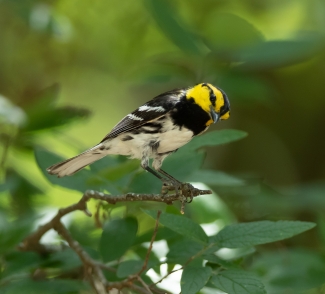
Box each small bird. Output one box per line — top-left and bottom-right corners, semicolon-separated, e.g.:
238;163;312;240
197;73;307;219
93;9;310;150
47;83;230;190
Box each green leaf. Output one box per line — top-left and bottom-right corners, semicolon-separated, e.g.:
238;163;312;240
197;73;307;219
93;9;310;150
6;169;43;214
210;269;266;294
204;13;264;52
205;247;256;263
134;226;179;246
25;106;90;132
34;147;91;192
99;217;138;262
211;221;316;248
143;210;208;244
45;248;82;271
181;266;212;294
1;279;90;294
146;0;202;55
2;252;41;279
239;38;322;69
167;238;205;264
116;259;158;278
204;254;238;269
180;130;247;153
24;84;90;131
127;170;162;194
187;169;245;186
116;260;143;278
34;147;120;194
250;249;325;291
0;95;26;126
0;215;34;254
162;151;205;181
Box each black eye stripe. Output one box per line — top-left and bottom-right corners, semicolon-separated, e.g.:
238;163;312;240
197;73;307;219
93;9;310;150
201;84;217;106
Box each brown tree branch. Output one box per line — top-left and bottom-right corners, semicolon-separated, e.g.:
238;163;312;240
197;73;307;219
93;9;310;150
20;186;211;293
21;187;210;252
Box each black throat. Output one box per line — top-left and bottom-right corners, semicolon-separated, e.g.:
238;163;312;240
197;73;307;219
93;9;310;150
170;97;210;135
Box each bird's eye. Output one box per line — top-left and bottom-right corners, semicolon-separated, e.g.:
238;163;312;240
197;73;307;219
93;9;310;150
210;93;216;105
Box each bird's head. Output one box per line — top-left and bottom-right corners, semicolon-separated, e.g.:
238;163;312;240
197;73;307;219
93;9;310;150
186;83;230;126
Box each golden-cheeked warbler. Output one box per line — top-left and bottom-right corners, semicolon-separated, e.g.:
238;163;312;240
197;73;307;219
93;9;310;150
47;83;230;190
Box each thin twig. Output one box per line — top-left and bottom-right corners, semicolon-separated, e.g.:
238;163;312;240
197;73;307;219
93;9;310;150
152;243;215;287
20;197;91;253
94;201;103;228
20;187;211;293
138;210;161;276
130;283;153;294
152;267;183;286
53;221;108;294
21;188;210;253
137;277;153;294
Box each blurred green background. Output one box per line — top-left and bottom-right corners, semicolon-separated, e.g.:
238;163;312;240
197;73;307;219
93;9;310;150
1;0;325;293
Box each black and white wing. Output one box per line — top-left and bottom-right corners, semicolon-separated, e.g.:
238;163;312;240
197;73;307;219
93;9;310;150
100;88;186;142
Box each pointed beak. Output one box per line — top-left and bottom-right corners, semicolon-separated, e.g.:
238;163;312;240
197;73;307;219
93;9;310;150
210;105;219;123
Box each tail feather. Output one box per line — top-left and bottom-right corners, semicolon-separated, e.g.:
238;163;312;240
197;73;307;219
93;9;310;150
47;145;107;177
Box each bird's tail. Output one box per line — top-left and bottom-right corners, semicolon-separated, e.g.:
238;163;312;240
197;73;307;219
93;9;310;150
47;144;107;177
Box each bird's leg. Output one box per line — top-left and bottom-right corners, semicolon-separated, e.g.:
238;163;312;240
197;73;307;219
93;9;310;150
143;165;165;181
157;168;181;184
157;169;196;201
156;168;182;195
142;166;175;195
141;161;171;194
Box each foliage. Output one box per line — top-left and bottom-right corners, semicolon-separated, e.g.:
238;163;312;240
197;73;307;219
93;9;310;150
0;89;318;292
1;0;325;293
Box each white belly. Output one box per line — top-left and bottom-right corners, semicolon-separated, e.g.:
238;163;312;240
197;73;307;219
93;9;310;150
102;119;194;159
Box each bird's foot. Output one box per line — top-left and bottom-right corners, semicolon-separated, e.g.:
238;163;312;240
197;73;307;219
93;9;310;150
179;182;198;203
161;181;198;203
161;179;181;195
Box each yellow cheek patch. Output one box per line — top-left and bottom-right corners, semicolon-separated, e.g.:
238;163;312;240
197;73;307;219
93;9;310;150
221;112;230;120
186;84;211;113
206;119;214;126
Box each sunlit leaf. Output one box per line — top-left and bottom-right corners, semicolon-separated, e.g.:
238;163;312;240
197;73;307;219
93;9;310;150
23;84;90;131
211;221;316;248
0;95;27;127
204;13;264;52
